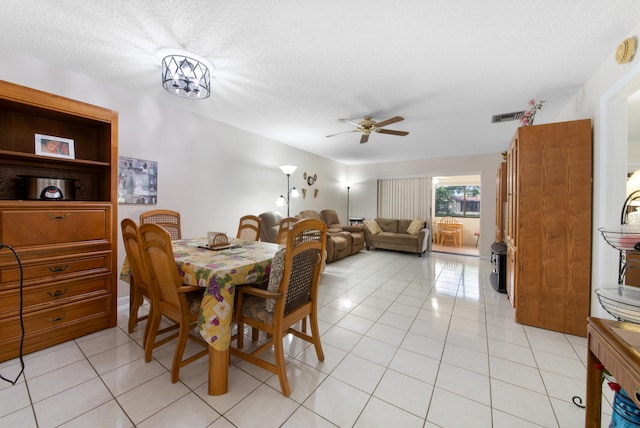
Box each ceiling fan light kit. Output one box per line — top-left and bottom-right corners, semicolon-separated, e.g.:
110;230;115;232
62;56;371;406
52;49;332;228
327;115;409;144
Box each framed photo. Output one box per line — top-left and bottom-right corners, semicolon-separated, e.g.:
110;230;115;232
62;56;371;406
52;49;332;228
35;134;75;159
117;156;158;204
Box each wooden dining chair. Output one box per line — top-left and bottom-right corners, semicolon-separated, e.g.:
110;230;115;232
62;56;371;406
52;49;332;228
439;217;458;247
237;214;261;241
432;220;441;244
122;219;179;349
140;209;182;240
231;218;327;397
276;216;298;245
121;219;151;340
139;223;208;383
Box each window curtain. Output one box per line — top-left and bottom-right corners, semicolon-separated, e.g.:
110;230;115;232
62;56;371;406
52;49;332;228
377;177;432;221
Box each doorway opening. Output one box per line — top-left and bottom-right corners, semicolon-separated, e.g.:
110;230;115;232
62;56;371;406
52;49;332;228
431;175;480;257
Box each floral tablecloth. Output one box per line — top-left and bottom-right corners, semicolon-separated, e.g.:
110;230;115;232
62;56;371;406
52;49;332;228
120;237;281;351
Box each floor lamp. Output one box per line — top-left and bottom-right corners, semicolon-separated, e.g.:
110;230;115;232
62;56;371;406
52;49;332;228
276;165;298;216
347;186;350;223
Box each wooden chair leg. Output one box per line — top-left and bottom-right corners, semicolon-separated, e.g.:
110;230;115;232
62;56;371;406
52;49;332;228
128;284;143;333
273;331;290;397
144;311;162;363
142;306;152;347
237;322;244;349
309;312;324;361
171;321;190;383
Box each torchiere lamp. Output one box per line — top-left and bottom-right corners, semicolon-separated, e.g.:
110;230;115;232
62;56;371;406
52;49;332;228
276;165;299;216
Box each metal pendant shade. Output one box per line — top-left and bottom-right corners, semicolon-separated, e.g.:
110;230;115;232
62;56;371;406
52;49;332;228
161;55;210;99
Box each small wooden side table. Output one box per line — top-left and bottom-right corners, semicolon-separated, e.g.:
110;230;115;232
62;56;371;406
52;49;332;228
586;317;640;427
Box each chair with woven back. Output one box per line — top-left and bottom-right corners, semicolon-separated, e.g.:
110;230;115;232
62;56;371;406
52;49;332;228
237;214;262;241
139;223;208;383
276;216;298;245
439;217;459;247
140;209;182;240
231;218;327;397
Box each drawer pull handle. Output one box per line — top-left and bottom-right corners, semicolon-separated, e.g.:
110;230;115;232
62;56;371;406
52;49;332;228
49;264;69;273
47;213;71;221
48;288;69;298
47;313;67;323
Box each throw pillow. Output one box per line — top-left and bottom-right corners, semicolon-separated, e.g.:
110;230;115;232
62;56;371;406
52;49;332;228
407;217;424;235
265;248;286;312
364;219;382;235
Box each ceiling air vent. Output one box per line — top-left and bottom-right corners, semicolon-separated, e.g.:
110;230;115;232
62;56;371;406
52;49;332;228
491;111;525;123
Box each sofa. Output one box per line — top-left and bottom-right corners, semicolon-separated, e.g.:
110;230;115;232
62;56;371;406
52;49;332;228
363;218;431;256
297;209;365;263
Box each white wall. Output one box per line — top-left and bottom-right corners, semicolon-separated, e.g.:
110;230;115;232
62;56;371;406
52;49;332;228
0;48;347;299
347;153;502;259
555;22;640;318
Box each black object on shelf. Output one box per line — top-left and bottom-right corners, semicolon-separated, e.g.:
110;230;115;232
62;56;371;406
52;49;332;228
490;241;507;293
349;217;365;226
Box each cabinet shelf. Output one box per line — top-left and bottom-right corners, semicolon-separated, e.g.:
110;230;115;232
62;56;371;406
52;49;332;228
0;149;110;168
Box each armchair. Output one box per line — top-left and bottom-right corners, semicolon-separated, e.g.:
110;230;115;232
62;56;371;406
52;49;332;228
258;211;283;243
296;209;364;263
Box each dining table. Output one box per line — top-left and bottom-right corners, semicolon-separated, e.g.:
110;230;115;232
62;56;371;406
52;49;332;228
120;236;282;395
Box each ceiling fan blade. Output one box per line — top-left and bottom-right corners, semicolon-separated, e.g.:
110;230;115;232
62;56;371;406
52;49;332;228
339;118;362;127
376;129;409;136
326;130;359;138
360;134;370;144
374;116;404;128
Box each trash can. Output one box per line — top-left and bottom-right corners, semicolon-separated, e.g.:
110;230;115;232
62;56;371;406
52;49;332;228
490;241;507;293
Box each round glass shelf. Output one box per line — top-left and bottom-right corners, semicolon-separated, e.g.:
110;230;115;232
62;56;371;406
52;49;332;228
599;224;640;251
596;284;640;323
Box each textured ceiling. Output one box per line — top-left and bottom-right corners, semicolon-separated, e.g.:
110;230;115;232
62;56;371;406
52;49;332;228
2;0;640;165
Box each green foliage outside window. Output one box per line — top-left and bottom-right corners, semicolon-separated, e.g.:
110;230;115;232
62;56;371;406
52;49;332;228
435;185;480;217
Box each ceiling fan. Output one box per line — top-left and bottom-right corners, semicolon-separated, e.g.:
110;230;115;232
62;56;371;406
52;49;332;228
326;115;409;144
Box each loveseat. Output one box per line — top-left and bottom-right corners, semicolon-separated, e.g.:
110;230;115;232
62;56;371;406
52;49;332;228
363;218;430;256
297;209;365;263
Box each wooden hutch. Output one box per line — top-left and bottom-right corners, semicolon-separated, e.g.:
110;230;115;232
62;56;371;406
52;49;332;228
0;81;118;362
505;119;592;337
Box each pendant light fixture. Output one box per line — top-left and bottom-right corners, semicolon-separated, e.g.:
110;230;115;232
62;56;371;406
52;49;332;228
161;55;211;99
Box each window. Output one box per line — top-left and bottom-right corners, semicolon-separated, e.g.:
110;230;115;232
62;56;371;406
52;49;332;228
435;185;480;218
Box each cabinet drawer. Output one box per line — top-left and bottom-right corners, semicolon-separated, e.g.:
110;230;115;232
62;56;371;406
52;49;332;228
0;275;109;315
0;294;111;341
0;251;111;287
0;207;110;248
0;294;113;362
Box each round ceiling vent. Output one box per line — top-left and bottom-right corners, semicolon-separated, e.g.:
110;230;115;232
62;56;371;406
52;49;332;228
616;37;636;64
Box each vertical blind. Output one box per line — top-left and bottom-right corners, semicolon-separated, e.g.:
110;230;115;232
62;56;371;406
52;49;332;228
377;177;432;220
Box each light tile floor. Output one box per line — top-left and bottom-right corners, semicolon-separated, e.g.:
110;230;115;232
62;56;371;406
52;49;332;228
0;249;614;427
